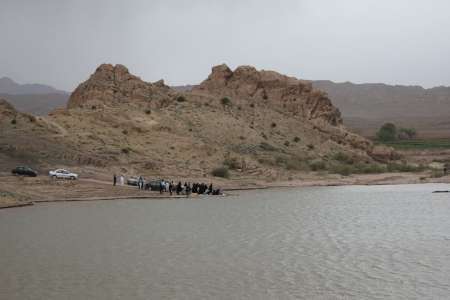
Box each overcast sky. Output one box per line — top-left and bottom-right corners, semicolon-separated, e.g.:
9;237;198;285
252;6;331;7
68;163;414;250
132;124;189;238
1;0;450;91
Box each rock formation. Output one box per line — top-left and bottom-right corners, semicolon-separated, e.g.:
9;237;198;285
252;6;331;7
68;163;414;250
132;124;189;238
67;64;172;109
194;64;342;126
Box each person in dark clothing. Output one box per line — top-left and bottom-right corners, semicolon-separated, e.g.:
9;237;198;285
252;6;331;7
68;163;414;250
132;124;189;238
176;182;182;195
208;183;213;194
159;180;164;194
113;174;117;186
186;183;191;198
138;176;144;190
169;181;173;196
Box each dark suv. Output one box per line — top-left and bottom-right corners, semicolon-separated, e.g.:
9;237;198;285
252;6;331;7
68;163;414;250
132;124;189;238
145;180;162;191
11;166;38;177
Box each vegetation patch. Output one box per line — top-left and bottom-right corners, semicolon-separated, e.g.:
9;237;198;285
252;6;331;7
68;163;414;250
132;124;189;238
121;147;132;154
221;97;232;106
274;155;309;171
309;159;327;171
329;160;425;176
387;163;425;172
431;169;445;178
211;166;230;178
223;157;241;170
332;152;354;164
259;142;278;152
380;139;450;150
176;95;187;102
376;122;418;142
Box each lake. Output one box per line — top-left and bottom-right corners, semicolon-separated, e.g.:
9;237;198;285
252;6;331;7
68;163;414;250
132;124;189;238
1;184;450;299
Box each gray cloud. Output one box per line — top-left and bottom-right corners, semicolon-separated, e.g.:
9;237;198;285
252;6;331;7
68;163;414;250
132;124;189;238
1;0;449;90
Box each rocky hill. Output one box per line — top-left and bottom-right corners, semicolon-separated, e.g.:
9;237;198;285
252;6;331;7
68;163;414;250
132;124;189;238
0;64;392;181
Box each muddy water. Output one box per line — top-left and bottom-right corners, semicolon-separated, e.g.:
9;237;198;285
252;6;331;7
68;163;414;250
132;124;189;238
1;184;450;299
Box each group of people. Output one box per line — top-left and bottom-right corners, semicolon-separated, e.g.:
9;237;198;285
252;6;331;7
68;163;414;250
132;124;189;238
112;174;223;196
173;182;222;196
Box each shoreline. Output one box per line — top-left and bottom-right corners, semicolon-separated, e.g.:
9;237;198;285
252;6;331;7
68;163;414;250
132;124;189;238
1;172;449;210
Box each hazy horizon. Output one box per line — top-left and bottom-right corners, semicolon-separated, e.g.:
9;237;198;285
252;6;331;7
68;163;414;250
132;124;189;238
2;0;450;91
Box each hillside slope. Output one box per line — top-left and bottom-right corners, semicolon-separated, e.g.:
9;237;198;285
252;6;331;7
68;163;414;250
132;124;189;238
1;64;388;181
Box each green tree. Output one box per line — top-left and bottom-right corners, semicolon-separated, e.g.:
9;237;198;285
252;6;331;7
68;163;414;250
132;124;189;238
376;123;397;141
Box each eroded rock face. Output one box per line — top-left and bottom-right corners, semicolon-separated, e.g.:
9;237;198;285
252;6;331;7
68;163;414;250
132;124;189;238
194;64;342;125
67;64;172;109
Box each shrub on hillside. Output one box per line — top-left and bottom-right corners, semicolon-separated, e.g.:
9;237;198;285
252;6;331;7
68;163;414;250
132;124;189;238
332;152;354;164
211;166;230;178
353;163;386;174
309;160;327;171
431;169;445;178
330;164;353;176
223;157;241;170
121;147;131;154
221;97;232;106
176;95;186;102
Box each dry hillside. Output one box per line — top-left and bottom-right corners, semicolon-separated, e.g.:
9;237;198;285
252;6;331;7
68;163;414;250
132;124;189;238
0;64;395;181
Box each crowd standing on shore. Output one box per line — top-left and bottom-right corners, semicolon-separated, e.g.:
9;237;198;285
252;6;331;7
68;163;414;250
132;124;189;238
113;175;223;196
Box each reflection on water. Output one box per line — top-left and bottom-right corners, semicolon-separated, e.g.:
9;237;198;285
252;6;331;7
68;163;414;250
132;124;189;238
1;184;450;299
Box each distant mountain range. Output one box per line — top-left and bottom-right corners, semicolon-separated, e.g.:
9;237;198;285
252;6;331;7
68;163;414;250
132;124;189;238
0;77;69;115
312;81;450;137
0;77;67;95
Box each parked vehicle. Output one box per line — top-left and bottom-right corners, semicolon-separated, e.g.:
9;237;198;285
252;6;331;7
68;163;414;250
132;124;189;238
49;169;78;180
11;166;37;177
127;176;139;186
146;180;162;191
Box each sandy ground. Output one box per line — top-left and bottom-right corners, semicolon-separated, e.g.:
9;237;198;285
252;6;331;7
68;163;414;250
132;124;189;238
1;171;449;209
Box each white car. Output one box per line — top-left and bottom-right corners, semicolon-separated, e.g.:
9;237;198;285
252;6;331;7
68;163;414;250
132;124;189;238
49;169;79;180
